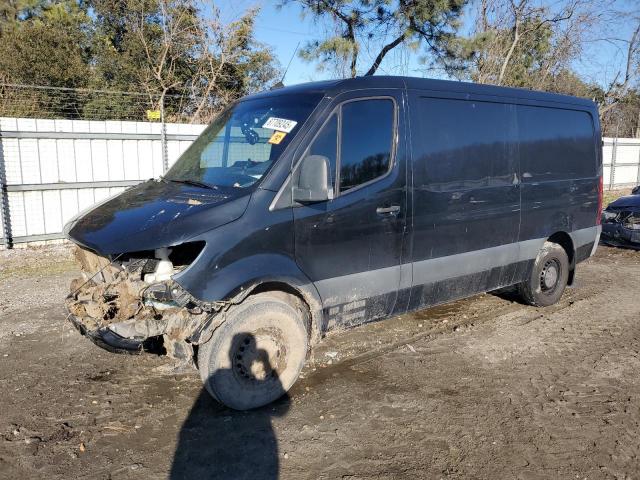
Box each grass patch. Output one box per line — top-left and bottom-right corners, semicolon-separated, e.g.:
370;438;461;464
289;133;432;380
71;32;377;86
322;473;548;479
603;188;633;207
0;258;77;280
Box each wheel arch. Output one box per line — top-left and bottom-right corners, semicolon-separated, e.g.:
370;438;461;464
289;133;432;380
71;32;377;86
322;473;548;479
546;231;576;285
241;279;324;345
186;270;325;348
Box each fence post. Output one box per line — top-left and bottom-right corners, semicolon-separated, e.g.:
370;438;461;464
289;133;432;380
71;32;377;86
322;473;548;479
0;126;13;249
637;139;640;185
609;136;617;190
160;95;169;173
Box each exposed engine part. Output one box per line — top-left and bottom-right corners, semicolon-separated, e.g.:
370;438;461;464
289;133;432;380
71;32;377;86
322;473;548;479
65;246;224;361
144;247;174;283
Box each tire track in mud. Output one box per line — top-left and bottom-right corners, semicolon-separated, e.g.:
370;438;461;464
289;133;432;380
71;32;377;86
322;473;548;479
288;254;639;478
301;283;602;389
277;285;606;479
536;311;640;473
448;268;640;476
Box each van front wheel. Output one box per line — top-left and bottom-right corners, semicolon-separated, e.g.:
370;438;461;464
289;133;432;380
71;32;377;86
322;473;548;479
518;241;569;307
197;292;309;410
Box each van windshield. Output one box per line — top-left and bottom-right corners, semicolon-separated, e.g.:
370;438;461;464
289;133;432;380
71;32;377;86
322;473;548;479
165;93;323;189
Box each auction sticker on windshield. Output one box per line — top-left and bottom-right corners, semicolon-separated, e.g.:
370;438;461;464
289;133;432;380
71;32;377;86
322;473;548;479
263;117;298;133
268;131;287;145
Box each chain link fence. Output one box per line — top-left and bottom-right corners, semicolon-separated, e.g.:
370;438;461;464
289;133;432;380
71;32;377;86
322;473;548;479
0;83;222;123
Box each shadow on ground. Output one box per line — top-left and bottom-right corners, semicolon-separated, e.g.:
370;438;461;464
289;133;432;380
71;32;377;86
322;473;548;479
170;334;290;480
489;285;528;304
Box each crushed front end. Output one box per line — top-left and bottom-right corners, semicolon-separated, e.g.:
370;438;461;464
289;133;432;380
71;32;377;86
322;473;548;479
601;206;640;250
65;243;223;363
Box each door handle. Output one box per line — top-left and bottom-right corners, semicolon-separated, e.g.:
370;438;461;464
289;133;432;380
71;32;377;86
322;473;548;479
376;205;400;215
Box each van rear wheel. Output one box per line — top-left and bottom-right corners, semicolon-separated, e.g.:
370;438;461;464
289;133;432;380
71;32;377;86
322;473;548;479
518;241;569;307
197;292;309;410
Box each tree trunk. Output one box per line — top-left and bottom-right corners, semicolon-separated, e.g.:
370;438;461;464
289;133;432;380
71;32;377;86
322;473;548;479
498;22;519;85
348;22;358;78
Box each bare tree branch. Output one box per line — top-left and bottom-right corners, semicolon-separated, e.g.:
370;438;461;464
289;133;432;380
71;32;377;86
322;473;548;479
600;18;640;116
364;33;406;76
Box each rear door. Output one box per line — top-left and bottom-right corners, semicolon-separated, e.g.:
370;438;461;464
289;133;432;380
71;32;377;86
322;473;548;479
516;104;600;244
292;90;408;328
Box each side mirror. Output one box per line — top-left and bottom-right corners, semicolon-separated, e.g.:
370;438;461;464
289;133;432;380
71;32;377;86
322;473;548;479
292;155;333;203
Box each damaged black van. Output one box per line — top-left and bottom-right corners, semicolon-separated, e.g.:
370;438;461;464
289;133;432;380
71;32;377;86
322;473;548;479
64;76;603;410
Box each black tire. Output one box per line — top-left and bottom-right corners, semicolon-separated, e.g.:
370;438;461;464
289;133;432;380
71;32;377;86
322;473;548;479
197;292;309;410
518;241;570;307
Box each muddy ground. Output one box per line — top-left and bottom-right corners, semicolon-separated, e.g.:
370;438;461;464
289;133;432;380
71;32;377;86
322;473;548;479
0;243;639;479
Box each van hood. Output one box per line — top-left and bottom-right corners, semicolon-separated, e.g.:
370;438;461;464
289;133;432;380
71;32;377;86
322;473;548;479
65;180;251;255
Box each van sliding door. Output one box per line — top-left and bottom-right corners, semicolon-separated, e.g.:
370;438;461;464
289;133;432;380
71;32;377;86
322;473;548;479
407;93;521;309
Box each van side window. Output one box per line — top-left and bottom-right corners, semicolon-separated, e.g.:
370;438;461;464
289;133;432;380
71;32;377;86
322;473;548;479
517;106;596;181
414;97;517;191
304;113;338;191
339;99;394;193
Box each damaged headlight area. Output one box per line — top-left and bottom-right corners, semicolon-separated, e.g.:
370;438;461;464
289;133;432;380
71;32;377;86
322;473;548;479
624;214;640;230
65;241;221;363
601;208;640;249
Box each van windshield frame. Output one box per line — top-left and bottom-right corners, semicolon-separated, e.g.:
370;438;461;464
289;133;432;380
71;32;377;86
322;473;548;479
164;92;323;190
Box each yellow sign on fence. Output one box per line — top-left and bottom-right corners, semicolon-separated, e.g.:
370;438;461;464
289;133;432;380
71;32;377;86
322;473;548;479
146;109;161;121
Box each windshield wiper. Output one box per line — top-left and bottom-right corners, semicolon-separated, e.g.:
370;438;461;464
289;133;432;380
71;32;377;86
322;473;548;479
163;178;218;190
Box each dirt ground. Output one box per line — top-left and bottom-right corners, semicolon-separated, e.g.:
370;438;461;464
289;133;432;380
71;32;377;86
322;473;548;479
1;242;640;479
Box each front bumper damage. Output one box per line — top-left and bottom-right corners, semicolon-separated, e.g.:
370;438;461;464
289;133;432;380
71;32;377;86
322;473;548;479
67;314;149;354
65;247;227;362
601;208;640;250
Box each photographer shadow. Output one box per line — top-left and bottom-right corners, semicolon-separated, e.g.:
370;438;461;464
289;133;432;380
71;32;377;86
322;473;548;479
170;334;290;480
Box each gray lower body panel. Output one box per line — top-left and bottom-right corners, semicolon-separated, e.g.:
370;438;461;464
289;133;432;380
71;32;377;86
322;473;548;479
318;226;600;328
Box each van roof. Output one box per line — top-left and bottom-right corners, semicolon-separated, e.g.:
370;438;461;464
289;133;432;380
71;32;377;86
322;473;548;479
247;75;595;108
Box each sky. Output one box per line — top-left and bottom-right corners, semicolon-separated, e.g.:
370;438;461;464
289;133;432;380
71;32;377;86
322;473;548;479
217;0;434;84
217;0;638;89
218;1;334;85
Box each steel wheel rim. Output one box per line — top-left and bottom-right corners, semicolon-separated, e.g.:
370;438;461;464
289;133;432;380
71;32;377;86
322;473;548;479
232;330;286;385
540;258;561;293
